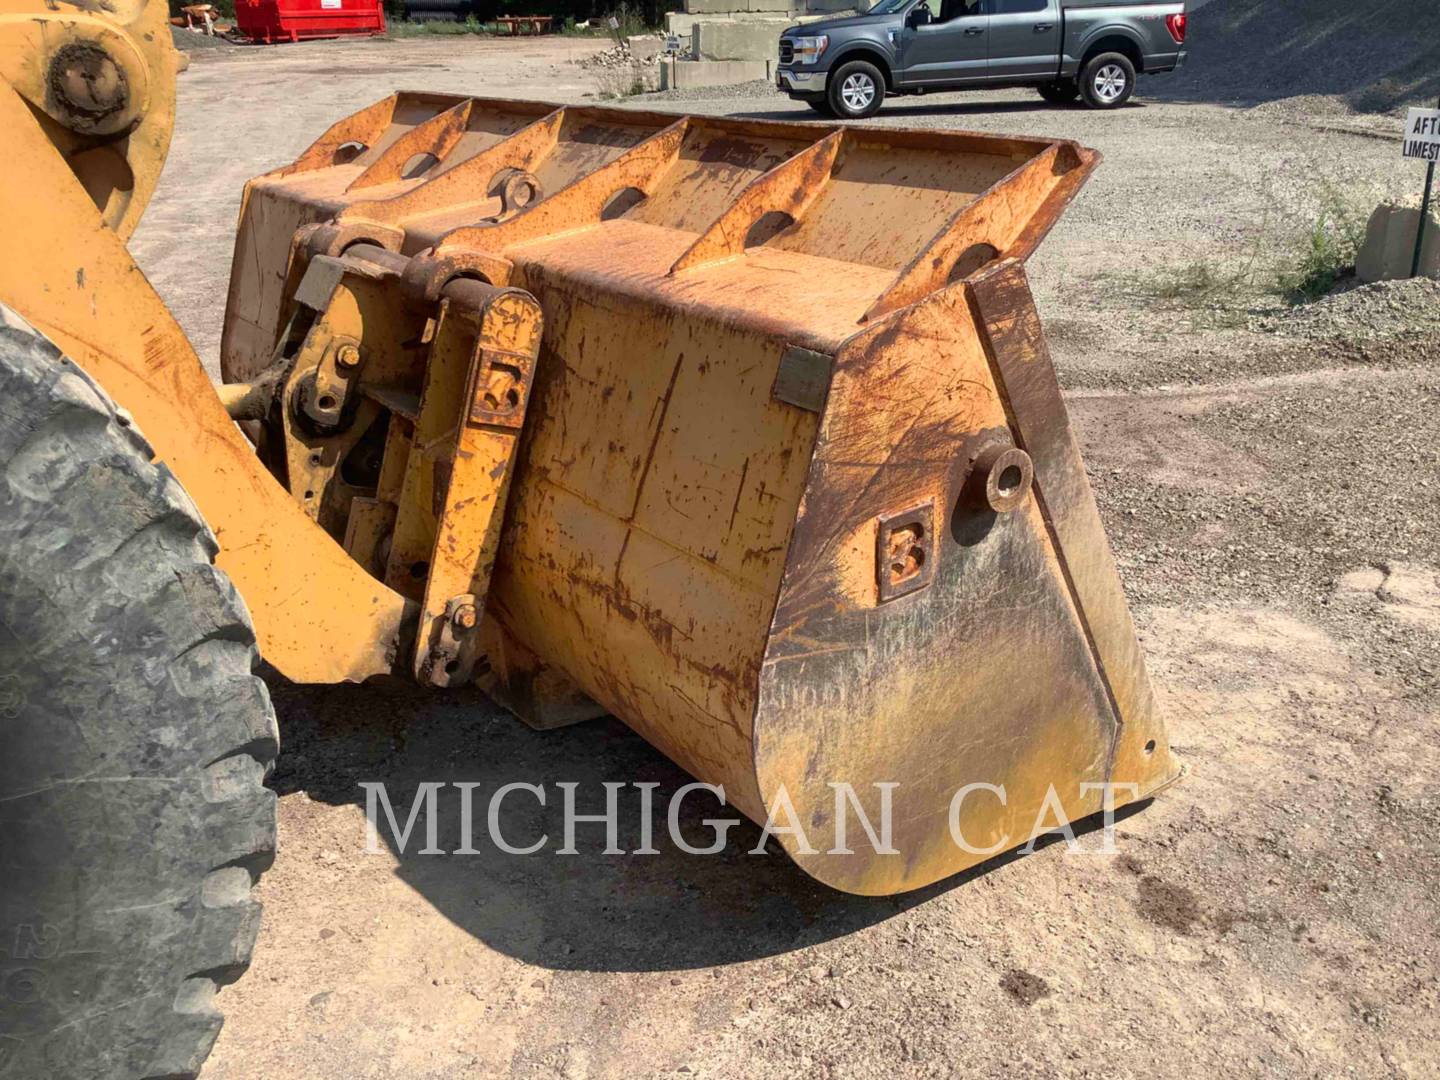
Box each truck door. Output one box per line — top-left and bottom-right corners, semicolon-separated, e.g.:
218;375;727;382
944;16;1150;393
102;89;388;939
899;0;989;85
985;0;1060;79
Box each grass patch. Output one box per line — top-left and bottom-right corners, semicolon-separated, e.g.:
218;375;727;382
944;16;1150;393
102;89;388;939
574;2;650;39
1126;259;1255;329
1143;258;1252;303
1274;189;1369;304
1121;184;1373;320
1119;220;1269;329
388;16;490;36
388;4;652;41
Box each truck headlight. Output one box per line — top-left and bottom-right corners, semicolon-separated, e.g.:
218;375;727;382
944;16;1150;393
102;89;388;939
792;35;829;64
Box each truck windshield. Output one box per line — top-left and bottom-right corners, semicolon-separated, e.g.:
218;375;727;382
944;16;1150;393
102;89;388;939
867;0;914;13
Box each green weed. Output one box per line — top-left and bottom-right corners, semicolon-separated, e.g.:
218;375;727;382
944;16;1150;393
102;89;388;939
1274;189;1369;304
388;16;489;37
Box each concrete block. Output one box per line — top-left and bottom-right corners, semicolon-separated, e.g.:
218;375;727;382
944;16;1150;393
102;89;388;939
683;0;800;12
595;58;663;96
665;11;698;36
627;34;663;60
670;9;823;33
667;10;819;37
1356;203;1440;282
693;18;787;61
659;58;771;90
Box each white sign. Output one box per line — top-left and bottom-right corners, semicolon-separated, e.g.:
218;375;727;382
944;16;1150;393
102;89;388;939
606;15;619;29
1402;108;1440;162
320;0;341;7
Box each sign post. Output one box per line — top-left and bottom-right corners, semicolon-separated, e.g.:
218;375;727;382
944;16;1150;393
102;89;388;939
1402;99;1440;278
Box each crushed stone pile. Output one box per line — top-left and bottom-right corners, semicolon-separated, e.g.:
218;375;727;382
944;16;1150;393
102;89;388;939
170;25;242;50
577;37;684;70
1160;0;1440;113
578;43;635;70
1255;278;1440;344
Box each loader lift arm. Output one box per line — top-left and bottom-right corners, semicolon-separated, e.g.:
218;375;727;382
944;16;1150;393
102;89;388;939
0;85;414;681
0;0;421;682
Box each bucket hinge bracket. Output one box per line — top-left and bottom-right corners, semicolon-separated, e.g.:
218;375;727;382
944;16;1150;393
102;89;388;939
401;284;544;687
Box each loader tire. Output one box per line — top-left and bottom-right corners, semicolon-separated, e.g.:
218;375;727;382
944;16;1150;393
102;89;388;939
0;322;278;1079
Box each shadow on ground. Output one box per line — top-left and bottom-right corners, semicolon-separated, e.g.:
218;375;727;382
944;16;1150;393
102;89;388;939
265;673;1141;974
729;98;1135;122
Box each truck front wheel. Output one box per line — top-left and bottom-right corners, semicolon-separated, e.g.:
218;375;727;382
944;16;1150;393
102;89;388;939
827;60;885;119
1079;52;1136;109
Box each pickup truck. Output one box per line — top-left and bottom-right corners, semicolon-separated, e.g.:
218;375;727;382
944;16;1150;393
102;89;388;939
777;0;1188;118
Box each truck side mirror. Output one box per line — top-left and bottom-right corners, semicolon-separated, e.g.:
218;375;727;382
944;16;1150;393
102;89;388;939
907;5;932;27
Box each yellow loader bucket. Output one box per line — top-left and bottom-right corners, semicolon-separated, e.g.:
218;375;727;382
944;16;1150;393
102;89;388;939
206;95;1180;896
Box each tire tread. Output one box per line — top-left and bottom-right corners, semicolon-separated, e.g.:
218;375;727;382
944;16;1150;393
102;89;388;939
0;323;277;1080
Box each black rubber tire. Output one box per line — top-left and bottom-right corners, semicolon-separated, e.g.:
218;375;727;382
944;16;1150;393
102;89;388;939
1078;52;1136;109
0;321;278;1079
805;98;836;117
826;59;886;119
1037;80;1079;105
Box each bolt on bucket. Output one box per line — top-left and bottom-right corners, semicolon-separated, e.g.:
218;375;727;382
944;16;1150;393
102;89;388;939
220;96;1181;894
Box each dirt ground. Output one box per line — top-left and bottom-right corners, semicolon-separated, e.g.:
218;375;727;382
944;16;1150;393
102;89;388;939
132;33;1440;1080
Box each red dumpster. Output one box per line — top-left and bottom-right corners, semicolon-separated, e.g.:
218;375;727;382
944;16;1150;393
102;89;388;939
234;0;387;43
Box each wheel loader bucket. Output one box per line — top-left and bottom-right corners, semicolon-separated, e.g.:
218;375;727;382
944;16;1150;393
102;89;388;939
222;94;693;383
210;97;1182;894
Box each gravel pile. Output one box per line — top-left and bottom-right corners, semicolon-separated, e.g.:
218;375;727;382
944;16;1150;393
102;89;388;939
645;78;780;104
1256;278;1440;344
578;44;634;69
170;25;242;51
1244;94;1363;122
577;37;683;70
1161;0;1440;112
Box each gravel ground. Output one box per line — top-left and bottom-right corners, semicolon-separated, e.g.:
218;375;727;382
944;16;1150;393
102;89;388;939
123;33;1440;1080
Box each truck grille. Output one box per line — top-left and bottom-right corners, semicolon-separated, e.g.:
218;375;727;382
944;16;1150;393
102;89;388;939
779;39;794;64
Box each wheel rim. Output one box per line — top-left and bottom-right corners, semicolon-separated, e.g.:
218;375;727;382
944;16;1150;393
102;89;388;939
840;72;876;112
1093;64;1127;103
